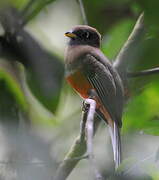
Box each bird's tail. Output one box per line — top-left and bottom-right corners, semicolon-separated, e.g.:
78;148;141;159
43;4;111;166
108;122;121;170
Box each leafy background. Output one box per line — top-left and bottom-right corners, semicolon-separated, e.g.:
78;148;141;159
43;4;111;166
0;0;159;179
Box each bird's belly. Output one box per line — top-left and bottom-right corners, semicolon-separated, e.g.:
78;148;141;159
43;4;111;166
66;70;113;126
66;70;93;99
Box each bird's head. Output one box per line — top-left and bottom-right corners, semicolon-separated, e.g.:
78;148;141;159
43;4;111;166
65;25;101;48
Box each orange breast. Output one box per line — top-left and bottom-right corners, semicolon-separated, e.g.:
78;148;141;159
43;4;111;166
66;70;114;126
66;70;92;99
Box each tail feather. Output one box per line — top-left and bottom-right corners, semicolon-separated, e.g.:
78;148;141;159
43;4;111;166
108;122;121;169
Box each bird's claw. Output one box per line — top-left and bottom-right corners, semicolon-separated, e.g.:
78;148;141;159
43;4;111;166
82;100;90;112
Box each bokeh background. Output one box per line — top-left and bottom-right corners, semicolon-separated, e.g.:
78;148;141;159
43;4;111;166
0;0;159;179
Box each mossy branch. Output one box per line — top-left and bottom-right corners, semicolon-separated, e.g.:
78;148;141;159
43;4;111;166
54;106;100;180
53;110;87;180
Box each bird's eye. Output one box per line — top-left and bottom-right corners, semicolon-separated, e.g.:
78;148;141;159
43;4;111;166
76;30;91;40
85;32;90;38
81;31;90;39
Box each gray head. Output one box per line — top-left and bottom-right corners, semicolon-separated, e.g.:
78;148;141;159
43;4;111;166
65;25;101;48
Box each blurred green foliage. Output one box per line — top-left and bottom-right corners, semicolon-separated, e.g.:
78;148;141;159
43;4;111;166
0;0;159;178
0;61;27;111
123;81;159;135
0;0;56;23
0;0;159;133
102;19;134;59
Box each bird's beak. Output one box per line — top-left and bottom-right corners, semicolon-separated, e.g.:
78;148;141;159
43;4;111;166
65;31;77;38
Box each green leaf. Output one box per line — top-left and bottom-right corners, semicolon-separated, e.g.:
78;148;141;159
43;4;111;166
0;60;28;111
0;60;57;126
123;81;159;135
21;72;58;126
102;19;135;59
22;0;56;23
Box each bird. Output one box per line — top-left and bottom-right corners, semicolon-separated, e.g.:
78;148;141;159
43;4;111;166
64;25;124;169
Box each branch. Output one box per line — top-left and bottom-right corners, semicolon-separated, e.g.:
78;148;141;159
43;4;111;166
85;99;96;158
77;0;88;25
85;99;102;180
127;67;159;78
53;110;87;180
113;13;145;79
54;102;100;180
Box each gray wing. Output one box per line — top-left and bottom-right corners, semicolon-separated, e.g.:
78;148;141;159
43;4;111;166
83;54;124;127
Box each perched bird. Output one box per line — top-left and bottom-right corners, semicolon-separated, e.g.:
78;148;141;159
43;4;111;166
64;25;124;169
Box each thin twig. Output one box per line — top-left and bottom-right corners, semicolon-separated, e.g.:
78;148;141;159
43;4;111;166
77;0;88;25
85;99;103;180
113;13;145;81
127;67;159;78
